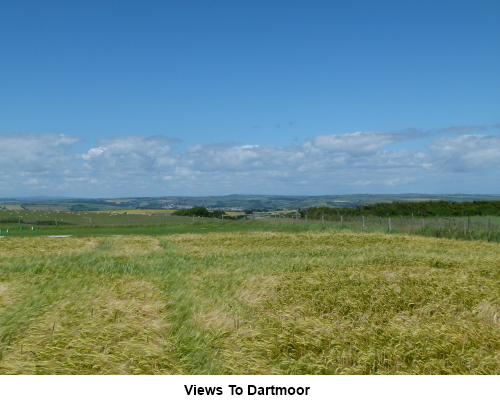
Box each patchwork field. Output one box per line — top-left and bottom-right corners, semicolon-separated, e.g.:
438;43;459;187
0;230;499;374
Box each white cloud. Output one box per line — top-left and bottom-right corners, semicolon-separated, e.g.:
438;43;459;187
309;132;396;155
22;178;41;186
1;131;498;196
81;147;106;160
80;135;173;172
0;133;80;172
428;135;500;171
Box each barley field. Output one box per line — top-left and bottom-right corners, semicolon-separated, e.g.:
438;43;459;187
1;230;499;374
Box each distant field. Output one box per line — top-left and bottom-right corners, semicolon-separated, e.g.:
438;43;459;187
1;205;23;211
99;209;177;215
1;230;500;374
24;205;68;211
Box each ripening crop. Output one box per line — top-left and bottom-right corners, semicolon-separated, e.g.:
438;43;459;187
1;231;499;374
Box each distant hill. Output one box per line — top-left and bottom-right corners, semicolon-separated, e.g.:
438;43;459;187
2;194;499;212
1;196;71;201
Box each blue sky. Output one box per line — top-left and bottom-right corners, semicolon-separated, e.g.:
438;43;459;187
1;0;499;197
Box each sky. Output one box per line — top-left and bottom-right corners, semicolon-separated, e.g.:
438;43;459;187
1;0;499;198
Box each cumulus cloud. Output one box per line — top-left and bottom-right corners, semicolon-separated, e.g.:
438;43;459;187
427;134;500;171
1;131;498;196
81;135;174;172
307;132;396;155
0;133;81;172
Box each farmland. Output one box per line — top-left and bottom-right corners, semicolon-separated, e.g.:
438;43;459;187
2;208;500;243
1;224;500;374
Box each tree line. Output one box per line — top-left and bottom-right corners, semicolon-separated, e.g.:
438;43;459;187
300;200;500;218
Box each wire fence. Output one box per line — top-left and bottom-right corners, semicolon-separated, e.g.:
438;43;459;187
232;214;500;242
1;210;500;242
0;211;214;228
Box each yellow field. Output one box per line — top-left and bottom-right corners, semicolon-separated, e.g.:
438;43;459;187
1;205;24;210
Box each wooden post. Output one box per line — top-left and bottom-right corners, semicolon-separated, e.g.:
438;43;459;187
362;215;365;230
422;218;425;231
127;214;130;226
321;215;324;228
305;215;307;226
340;215;343;227
388;218;392;232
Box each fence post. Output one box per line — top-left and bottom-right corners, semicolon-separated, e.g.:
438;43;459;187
192;215;195;223
388;218;392;232
422;218;425;231
322;215;324;228
362;215;365;230
340;216;343;227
